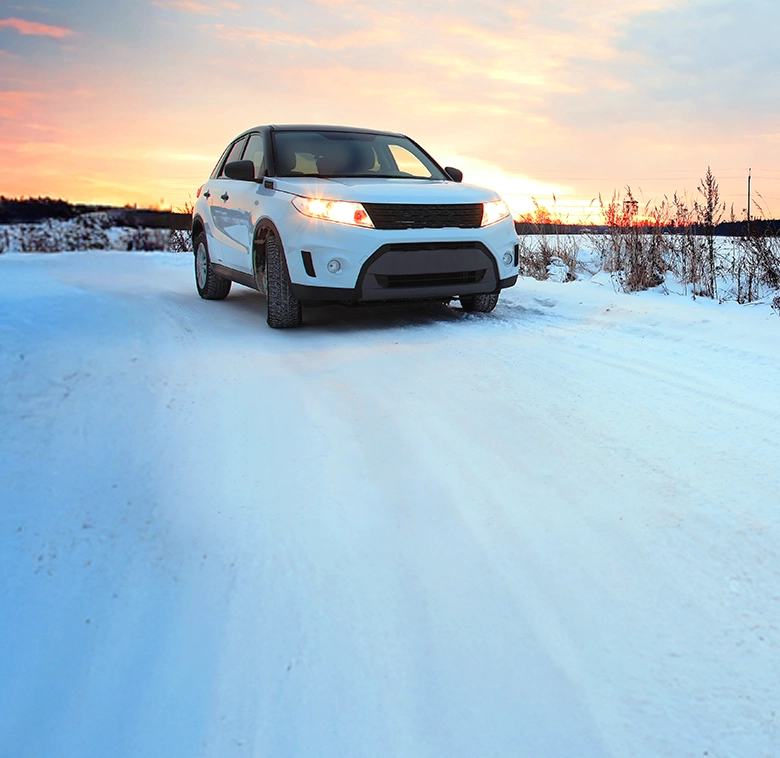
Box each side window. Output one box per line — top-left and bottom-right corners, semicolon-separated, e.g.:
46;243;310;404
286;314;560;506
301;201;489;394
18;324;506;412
210;144;232;179
388;144;433;178
243;133;266;179
218;137;248;177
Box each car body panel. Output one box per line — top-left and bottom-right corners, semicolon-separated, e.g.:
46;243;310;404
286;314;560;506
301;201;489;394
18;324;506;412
206;176;249;266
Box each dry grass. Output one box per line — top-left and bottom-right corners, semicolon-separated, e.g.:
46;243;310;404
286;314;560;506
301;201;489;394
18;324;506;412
518;169;780;307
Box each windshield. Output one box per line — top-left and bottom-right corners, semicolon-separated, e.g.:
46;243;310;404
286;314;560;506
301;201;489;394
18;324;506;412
272;130;448;180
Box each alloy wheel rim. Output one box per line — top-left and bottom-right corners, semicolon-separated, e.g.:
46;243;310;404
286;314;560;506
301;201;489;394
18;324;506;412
196;242;208;288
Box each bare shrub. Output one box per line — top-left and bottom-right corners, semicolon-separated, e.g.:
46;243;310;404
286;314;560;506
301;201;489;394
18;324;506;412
731;230;780;303
667;192;708;295
516;235;580;281
589;188;668;292
516;197;579;281
167;229;193;252
126;228;171;251
167;200;194;252
516;235;549;280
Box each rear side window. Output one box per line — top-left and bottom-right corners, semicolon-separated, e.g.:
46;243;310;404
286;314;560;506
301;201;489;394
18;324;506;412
209;144;232;179
217;137;248;177
243;133;266;179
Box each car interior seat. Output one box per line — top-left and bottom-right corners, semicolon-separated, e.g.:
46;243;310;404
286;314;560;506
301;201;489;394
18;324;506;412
316;141;376;176
276;147;300;175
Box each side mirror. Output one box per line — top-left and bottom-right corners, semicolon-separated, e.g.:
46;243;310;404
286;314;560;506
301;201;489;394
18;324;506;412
225;160;257;182
444;166;463;183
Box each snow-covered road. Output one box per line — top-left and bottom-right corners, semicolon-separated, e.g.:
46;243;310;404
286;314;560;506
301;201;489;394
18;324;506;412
2;251;780;758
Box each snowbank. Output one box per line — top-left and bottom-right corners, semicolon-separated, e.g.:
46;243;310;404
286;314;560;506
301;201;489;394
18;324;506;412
0;214;186;253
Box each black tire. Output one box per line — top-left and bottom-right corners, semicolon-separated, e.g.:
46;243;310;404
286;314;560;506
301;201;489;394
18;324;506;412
194;232;231;300
265;232;302;328
459;292;499;313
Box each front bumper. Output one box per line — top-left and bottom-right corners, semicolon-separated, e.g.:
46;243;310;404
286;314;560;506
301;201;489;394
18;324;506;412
279;210;520;303
289;241;517;303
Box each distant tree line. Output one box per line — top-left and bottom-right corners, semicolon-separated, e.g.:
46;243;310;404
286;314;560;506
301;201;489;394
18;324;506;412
0;196;190;230
0;196;80;224
515;220;780;236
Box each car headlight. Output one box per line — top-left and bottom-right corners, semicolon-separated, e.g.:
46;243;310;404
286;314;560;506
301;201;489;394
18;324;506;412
292;196;375;228
481;199;510;227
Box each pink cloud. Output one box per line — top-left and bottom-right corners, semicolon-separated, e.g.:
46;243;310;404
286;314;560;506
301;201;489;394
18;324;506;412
155;1;217;14
153;1;241;15
0;90;42;119
0;17;73;38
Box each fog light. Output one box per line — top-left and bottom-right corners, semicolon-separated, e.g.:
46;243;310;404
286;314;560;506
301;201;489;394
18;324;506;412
503;251;513;266
327;259;341;273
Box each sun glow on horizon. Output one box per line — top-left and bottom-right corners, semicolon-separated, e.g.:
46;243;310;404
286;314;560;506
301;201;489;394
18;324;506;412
437;155;599;222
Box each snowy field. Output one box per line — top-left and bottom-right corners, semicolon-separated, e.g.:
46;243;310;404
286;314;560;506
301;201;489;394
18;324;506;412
2;250;780;758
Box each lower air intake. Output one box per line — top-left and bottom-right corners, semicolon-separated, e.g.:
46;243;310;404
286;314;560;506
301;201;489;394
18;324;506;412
374;270;486;289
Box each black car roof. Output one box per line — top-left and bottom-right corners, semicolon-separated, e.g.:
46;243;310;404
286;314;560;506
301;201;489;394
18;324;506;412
240;124;406;138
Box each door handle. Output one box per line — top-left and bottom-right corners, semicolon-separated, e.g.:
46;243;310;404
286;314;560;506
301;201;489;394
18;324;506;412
221;192;229;201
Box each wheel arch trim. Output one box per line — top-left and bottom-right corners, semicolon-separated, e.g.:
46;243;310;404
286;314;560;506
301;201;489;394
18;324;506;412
191;215;206;248
251;218;285;278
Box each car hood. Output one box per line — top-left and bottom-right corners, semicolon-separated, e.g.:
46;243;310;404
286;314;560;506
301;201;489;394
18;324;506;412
273;177;501;204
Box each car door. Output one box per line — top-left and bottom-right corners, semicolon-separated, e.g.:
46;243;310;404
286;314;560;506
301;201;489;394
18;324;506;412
207;136;248;267
217;132;268;274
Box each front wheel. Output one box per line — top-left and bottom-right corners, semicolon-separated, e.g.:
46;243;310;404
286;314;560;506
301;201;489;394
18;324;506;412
459;292;499;313
194;232;231;300
265;232;302;328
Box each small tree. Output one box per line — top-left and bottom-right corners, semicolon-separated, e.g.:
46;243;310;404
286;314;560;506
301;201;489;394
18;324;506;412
695;166;725;298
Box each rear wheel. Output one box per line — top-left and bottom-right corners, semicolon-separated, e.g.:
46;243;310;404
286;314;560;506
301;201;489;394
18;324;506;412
194;232;231;300
265;232;302;328
459;292;499;313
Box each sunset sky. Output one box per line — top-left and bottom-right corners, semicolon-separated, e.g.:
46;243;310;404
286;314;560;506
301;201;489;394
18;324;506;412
1;0;779;221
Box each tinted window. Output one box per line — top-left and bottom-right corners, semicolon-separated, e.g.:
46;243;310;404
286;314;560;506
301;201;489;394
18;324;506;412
272;131;446;179
243;133;266;179
218;137;248;177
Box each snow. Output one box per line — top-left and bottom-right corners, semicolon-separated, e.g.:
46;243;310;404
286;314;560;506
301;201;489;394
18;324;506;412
2;250;780;758
0;214;183;253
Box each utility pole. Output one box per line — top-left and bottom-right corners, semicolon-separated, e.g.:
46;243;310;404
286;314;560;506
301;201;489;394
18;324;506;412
747;168;752;226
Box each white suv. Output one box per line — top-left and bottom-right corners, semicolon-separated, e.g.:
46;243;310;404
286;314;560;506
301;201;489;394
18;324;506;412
191;125;519;328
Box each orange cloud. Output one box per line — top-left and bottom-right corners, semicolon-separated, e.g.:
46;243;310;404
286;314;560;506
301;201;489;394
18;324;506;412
0;17;72;38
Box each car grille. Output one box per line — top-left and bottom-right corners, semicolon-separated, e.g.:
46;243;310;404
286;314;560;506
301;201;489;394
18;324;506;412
362;203;483;230
374;270;486;289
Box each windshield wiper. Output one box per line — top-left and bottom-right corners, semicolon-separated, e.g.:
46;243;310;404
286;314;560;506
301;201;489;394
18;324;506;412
280;173;440;180
323;174;439;180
